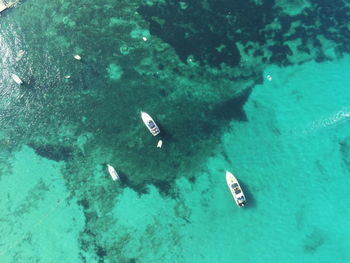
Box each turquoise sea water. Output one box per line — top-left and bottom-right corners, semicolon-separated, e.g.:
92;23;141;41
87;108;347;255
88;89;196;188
1;0;350;262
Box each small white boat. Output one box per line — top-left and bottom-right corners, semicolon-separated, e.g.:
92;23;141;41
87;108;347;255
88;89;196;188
107;164;120;181
141;111;160;136
11;74;23;85
226;170;246;207
73;54;82;60
157;140;163;148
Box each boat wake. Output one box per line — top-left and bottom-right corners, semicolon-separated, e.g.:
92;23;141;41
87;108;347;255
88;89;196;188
291;107;350;136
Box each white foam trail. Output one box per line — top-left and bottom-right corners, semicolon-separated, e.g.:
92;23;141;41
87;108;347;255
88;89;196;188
292;107;350;136
311;108;350;128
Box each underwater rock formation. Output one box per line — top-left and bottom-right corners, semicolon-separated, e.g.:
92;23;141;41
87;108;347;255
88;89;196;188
138;0;350;69
28;143;73;162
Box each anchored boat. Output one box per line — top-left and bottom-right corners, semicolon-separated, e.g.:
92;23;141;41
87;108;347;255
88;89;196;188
107;164;120;181
11;74;23;85
141;111;160;136
226;170;246;207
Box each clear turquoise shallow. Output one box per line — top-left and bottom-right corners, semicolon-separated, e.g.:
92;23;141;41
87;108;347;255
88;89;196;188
1;0;350;262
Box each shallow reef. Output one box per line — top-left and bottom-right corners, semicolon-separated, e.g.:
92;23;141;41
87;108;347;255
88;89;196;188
2;0;350;261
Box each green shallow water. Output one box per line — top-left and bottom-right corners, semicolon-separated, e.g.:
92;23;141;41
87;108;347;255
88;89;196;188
1;0;350;262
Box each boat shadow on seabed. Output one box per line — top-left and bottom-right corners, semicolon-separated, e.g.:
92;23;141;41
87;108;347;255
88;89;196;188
239;180;256;209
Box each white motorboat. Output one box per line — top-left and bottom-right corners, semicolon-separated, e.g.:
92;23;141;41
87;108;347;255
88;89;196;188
226;170;246;207
141;111;160;136
107;164;120;181
11;74;23;85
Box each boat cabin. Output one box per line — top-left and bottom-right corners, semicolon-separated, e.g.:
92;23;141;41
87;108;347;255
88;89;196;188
231;183;242;194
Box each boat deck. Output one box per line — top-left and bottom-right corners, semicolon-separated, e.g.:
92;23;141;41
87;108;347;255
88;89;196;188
0;0;19;13
0;0;8;12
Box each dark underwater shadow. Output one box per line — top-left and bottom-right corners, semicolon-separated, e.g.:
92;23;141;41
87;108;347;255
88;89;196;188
27;142;73;162
117;171;137;190
156;123;174;141
101;164;150;194
118;170;172;196
211;86;252;122
137;0;276;68
22;75;36;89
240;180;256;209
